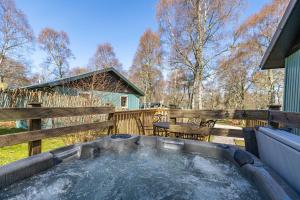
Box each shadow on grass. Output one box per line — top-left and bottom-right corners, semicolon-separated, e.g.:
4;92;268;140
0;127;25;135
0;126;65;166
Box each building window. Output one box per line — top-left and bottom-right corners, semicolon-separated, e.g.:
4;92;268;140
121;96;128;108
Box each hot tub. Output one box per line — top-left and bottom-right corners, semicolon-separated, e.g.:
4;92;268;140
0;135;299;200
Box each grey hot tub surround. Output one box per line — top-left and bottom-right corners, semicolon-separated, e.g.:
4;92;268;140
256;127;300;196
0;134;299;200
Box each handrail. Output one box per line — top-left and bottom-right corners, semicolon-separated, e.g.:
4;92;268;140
0;120;114;147
1;105;300;157
0;106;114;120
169;109;268;120
0;105;115;156
269;110;300;129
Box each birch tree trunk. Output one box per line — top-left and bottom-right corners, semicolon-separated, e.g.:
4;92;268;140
192;70;203;110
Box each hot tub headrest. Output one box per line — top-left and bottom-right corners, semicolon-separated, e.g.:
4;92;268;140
234;150;254;167
111;134;132;139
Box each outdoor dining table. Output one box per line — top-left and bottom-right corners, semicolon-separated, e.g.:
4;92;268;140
153;121;200;137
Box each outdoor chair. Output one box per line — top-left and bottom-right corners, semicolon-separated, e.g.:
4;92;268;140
201;120;217;128
191;119;216;141
188;118;203;126
134;117;153;135
153;113;169;136
153;114;163;123
170;116;216;142
153;113;168;122
188;118;217;128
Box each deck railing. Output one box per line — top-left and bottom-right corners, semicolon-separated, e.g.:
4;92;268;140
110;106;299;137
168;109;269;138
0;104;115;155
114;108;168;135
0;103;299;158
245;119;268;127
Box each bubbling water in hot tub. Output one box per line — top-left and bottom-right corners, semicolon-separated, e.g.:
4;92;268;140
0;146;263;200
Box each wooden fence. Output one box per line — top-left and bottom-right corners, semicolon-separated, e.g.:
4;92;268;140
0;104;299;158
245;119;268;127
0;105;115;155
114;108;269;136
114;108;168;135
168;109;268;138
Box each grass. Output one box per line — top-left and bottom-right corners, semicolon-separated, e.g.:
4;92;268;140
208;135;214;142
0;126;66;166
234;139;245;147
0;127;25;135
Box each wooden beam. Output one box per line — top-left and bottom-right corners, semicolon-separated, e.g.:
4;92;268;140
210;128;243;138
28;103;42;156
269;110;300;128
169;125;243;138
0;120;114;147
169;109;268;120
268;105;281;128
107;113;115;135
0;106;114;121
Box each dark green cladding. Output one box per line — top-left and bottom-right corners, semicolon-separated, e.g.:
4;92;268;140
284;49;300;134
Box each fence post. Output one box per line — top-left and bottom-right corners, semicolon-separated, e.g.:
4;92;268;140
268;105;281;129
28;102;42;156
108;112;115;135
243;127;259;157
170;117;177;125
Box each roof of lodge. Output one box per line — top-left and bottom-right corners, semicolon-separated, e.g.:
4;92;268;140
23;67;145;96
261;0;300;69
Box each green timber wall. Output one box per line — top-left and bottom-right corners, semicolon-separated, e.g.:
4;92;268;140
284;49;300;134
93;91;140;110
54;86;140;110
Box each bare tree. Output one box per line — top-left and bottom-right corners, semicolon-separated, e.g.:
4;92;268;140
65;72;125;109
27;72;44;85
2;59;29;86
218;0;288;109
235;0;288;105
202;79;223;110
0;0;33;85
89;43;123;72
38;28;74;79
129;29;163;105
157;0;242;109
69;66;88;76
166;69;193;108
217;51;251;109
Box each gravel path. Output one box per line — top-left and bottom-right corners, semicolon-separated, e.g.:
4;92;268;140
211;124;243;145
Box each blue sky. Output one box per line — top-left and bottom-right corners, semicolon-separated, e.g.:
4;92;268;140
15;0;271;73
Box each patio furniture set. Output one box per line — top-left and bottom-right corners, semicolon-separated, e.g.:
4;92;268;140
135;114;217;141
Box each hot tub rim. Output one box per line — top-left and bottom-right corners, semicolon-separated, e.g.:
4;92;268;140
0;135;298;200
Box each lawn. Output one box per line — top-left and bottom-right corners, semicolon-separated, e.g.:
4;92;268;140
0;126;66;166
234;139;245;148
0;127;25;135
